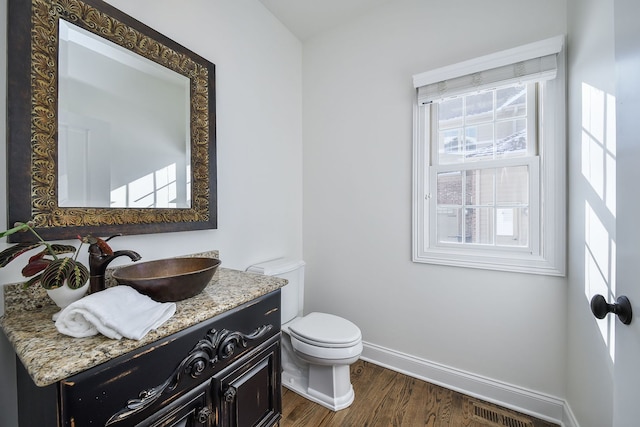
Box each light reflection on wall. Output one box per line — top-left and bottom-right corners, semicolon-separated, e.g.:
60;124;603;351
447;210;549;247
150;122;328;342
581;82;616;362
111;163;179;208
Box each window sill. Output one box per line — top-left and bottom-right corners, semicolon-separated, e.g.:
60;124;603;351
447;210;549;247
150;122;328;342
412;249;565;276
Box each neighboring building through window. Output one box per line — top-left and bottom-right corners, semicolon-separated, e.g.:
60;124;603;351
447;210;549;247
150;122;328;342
412;36;566;276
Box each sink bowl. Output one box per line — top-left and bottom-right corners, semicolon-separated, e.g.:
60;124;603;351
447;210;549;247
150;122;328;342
112;257;221;302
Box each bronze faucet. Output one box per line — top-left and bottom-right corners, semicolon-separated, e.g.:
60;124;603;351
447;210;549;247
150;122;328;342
87;234;141;293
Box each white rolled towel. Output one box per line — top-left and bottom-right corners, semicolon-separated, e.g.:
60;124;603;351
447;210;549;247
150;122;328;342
55;286;176;340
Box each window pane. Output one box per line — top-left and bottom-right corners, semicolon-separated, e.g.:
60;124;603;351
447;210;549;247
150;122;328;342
496;118;527;157
438;97;463;129
465;123;494;160
437;171;462;204
496;165;529;204
496;85;527;120
496;207;529;247
439;128;463;164
437;206;463;243
465;207;494;244
465;169;494;205
466;91;493;125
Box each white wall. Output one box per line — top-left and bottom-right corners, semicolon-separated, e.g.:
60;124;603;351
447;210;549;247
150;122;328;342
566;0;616;426
302;0;568;411
0;1;302;425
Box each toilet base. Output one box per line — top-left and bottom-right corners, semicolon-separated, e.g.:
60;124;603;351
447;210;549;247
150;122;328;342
282;365;355;411
281;336;356;411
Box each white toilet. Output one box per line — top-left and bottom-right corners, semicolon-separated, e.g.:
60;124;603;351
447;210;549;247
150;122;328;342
247;259;362;411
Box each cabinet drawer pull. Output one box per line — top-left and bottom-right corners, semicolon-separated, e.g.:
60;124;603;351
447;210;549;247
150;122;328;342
224;386;237;403
197;407;212;424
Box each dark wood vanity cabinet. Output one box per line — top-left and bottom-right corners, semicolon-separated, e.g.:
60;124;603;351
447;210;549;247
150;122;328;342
16;290;282;427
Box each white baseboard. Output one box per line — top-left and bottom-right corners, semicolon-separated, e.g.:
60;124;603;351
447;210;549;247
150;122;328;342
360;341;578;427
562;404;580;427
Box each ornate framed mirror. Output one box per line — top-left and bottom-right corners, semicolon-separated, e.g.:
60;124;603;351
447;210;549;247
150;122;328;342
7;0;217;242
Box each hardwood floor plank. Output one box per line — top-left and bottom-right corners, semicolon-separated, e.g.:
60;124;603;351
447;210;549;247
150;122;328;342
280;360;558;427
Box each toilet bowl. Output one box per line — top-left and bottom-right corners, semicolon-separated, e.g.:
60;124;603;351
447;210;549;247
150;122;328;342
247;259;363;411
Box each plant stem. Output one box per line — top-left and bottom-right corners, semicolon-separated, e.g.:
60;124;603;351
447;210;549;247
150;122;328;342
74;241;84;261
23;223;60;261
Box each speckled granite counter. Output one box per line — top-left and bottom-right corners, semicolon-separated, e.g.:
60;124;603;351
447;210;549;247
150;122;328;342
0;267;286;387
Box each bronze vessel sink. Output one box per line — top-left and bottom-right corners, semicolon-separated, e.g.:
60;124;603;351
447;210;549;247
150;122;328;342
112;257;221;302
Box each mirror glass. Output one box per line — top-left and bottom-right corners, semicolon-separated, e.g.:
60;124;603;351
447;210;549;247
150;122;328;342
58;20;191;209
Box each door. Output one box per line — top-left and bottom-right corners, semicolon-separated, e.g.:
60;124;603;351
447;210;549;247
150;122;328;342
58;111;111;207
613;0;640;424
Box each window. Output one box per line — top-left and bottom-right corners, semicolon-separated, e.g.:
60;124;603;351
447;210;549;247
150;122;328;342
412;36;566;276
432;83;537;248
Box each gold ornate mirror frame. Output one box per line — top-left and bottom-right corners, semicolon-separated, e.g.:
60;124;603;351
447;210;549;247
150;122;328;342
7;0;217;242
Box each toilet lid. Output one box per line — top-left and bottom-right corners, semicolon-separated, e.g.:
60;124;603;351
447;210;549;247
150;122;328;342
288;312;361;348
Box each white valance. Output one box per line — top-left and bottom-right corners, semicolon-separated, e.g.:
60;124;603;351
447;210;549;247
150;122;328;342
413;35;564;105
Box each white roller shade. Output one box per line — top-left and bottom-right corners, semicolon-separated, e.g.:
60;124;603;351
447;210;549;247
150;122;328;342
413;35;564;105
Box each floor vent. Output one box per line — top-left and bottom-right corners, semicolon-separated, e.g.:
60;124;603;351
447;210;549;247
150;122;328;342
471;401;533;427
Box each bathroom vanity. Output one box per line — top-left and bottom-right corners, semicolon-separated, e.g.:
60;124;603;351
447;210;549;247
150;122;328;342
1;267;286;427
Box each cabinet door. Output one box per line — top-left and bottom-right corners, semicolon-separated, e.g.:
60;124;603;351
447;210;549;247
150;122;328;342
215;335;281;427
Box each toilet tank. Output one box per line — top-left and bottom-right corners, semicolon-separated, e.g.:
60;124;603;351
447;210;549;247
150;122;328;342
247;259;305;324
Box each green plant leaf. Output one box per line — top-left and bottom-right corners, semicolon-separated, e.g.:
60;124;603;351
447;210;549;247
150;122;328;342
41;258;72;290
40;258;89;290
0;243;43;268
2;221;88;290
49;244;78;256
0;243;77;269
67;262;89;290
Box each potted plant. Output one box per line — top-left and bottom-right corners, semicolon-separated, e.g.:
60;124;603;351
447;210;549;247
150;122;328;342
0;221;90;315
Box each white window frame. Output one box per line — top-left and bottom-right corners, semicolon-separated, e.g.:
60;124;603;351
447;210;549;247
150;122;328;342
412;36;566;276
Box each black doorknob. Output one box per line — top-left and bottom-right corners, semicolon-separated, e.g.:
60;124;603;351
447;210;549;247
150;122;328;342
590;294;633;325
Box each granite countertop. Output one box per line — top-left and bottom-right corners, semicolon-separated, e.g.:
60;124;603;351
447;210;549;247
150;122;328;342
0;267;286;387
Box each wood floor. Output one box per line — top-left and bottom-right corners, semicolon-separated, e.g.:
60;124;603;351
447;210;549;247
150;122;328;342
280;360;558;427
